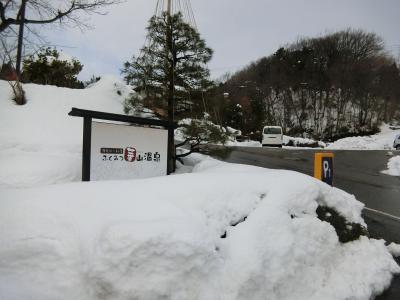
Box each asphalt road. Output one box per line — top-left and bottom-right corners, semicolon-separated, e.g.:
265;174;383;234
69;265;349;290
208;146;400;299
214;147;400;218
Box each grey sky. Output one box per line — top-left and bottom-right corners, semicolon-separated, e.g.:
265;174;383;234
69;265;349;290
44;0;400;80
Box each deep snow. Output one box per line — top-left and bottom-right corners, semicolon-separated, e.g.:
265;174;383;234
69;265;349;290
1;79;399;300
387;243;400;257
0;77;129;188
1;158;399;300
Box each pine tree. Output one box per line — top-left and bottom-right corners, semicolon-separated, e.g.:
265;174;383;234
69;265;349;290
122;12;213;118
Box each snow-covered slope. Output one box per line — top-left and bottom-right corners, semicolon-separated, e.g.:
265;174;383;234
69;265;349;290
1;158;398;300
0;77;130;188
327;125;400;150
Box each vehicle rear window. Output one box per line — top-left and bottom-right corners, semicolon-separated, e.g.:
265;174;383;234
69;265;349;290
264;128;282;134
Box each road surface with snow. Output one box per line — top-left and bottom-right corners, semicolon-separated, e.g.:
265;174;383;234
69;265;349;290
216;147;400;218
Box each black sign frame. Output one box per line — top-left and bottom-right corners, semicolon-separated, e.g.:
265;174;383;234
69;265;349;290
69;107;177;181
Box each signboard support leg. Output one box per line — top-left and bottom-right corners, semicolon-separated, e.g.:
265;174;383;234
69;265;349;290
167;127;175;175
82;117;92;181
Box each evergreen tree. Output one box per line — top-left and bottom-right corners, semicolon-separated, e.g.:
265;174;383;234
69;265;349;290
225;102;243;130
22;47;83;88
122;12;213;118
176;114;230;159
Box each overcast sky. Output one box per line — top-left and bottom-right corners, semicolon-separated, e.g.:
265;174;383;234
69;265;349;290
43;0;400;80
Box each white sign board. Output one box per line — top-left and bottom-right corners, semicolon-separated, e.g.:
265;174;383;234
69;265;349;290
90;121;168;181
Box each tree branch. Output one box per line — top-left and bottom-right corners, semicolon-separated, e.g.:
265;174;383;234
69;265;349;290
0;0;122;33
176;139;202;158
175;138;191;148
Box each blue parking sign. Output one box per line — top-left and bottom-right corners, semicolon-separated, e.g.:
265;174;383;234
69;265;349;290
314;153;334;186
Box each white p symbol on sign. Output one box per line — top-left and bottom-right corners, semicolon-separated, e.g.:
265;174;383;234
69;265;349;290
314;153;334;186
323;160;331;178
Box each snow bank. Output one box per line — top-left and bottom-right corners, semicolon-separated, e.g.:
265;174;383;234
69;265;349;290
225;140;261;147
327;124;400;150
387;243;400;257
283;135;326;148
226;135;326;149
381;156;400;176
1;159;398;300
0;77;130;188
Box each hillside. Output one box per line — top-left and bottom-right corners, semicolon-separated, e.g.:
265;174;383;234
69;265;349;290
0;76;130;188
217;29;400;140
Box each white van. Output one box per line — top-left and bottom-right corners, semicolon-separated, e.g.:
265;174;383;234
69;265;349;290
262;126;283;147
394;134;400;150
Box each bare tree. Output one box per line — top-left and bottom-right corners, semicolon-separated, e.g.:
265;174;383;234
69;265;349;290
219;29;400;139
1;27;25;104
0;28;17;65
0;0;122;33
0;0;121;105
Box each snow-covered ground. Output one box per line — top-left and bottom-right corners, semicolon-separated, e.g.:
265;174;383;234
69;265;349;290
1;157;399;300
327;125;400;150
0;77;130;188
382;156;400;176
1;80;400;299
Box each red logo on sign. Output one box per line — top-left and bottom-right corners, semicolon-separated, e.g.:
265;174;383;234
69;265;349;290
124;147;136;162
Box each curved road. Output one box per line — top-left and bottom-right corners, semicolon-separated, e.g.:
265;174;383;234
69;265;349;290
217;147;400;218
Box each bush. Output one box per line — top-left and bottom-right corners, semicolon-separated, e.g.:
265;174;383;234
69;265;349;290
316;206;369;243
22;47;84;88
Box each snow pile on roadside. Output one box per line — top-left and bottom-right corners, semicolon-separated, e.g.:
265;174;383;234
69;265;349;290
387;243;400;257
227;135;326;148
327;124;400;150
283;135;326;148
1;158;399;300
0;77;131;188
225;140;261;147
382;156;400;176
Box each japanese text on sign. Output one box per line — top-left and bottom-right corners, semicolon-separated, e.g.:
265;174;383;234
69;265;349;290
100;147;161;163
90;122;168;181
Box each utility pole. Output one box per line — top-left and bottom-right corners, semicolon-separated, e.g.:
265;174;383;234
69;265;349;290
167;0;172;14
166;0;176;174
16;0;27;78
